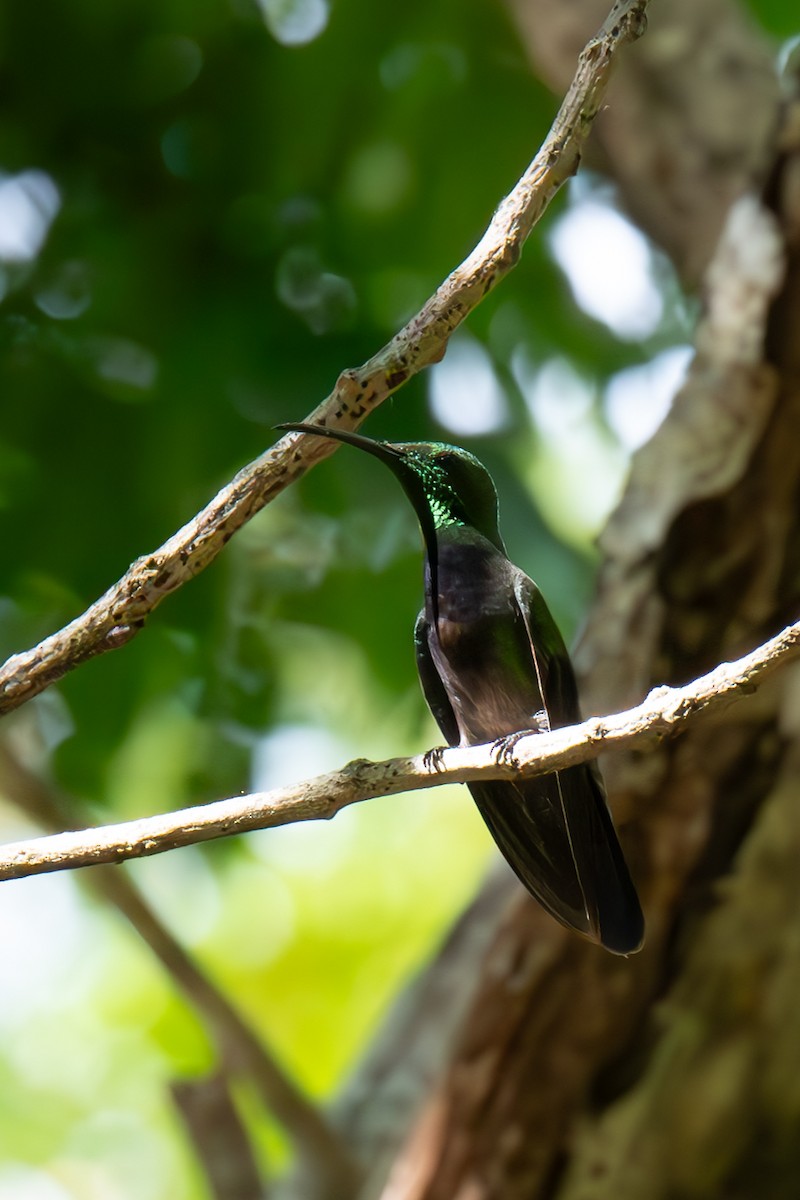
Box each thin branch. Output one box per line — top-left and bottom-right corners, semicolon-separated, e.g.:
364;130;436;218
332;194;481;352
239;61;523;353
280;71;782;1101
0;745;363;1199
1;617;797;884
171;1075;265;1200
0;0;648;719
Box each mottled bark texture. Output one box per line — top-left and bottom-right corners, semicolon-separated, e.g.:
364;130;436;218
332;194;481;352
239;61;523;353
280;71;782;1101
505;0;781;285
337;3;800;1198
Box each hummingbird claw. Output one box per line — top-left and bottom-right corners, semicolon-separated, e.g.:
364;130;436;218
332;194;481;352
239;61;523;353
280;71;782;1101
492;729;534;767
423;745;448;773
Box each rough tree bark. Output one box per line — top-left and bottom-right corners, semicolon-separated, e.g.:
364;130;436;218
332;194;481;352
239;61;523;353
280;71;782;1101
334;2;800;1198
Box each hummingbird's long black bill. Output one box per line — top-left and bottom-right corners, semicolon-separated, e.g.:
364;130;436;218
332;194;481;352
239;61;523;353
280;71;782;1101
275;422;441;609
275;422;405;469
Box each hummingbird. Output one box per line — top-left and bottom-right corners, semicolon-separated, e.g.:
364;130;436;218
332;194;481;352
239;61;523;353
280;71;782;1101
277;423;644;955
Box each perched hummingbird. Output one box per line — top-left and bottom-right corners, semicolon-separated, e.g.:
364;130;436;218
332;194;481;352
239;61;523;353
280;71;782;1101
277;423;644;954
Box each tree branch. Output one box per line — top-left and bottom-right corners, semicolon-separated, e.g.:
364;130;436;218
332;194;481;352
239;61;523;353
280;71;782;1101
171;1075;265;1200
504;0;780;285
0;0;648;719
0;744;363;1199
1;617;797;883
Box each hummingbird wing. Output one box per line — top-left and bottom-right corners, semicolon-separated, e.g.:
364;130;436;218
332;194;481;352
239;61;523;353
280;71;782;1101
413;585;643;955
414;604;597;938
509;573;644;954
466;765;643;953
414;611;460;745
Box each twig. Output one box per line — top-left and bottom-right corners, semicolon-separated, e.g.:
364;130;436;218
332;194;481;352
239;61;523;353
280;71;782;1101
0;745;363;1198
0;0;649;719
1;617;796;883
97;871;362;1197
171;1075;265;1200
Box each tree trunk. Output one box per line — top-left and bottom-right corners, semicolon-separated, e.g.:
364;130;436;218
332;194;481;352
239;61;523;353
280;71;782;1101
338;2;800;1196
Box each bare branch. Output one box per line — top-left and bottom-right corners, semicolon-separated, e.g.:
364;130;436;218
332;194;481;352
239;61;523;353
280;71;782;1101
1;617;797;884
0;745;363;1199
171;1075;265;1200
0;0;649;719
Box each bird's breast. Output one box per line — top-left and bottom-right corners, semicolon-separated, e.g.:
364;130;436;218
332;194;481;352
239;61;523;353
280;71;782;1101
429;615;548;745
424;542;548;745
430;538;512;622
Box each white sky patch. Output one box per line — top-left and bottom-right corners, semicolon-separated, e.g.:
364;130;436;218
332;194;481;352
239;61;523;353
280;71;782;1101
428;334;509;436
0;1168;73;1200
0;870;100;1032
513;350;592;439
257;0;329;45
550;200;663;340
251;722;347;791
512;351;627;543
605;344;693;450
0;170;61;263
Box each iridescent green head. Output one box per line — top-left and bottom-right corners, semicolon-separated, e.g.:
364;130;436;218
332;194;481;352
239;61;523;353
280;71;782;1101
277;423;505;553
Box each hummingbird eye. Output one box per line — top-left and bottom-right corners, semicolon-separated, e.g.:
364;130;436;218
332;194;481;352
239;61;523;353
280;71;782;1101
435;450;457;469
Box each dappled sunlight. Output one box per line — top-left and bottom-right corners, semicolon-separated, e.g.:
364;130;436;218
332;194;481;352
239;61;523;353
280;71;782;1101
0;872;99;1032
252;721;350;792
428;332;510;436
0;171;60;265
550;197;663;340
512;352;628;544
256;0;330;46
0;1168;74;1200
605;344;693;450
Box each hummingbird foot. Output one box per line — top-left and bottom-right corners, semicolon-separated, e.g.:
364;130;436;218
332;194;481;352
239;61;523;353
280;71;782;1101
423;745;449;773
492;729;537;767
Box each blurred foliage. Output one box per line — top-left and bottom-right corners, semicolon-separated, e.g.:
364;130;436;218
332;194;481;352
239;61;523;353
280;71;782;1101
0;0;791;1196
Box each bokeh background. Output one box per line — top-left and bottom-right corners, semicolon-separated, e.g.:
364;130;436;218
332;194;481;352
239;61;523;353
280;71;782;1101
0;0;795;1196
